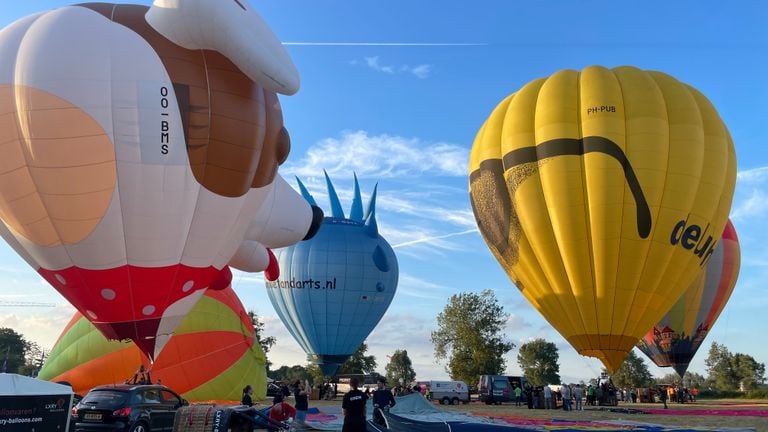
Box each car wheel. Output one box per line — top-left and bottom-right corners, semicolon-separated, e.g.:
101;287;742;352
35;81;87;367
441;397;450;405
451;397;459;405
129;421;149;432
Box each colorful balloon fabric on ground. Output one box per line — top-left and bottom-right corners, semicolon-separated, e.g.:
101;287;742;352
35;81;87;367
266;174;399;376
637;220;740;377
0;0;319;361
469;65;737;372
38;285;267;402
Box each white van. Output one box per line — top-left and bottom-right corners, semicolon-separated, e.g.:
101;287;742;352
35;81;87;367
427;380;470;405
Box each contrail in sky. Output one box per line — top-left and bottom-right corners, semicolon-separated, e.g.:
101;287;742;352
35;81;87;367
392;229;478;249
283;42;487;46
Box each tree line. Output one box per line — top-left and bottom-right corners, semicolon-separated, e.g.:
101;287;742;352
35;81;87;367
3;292;765;397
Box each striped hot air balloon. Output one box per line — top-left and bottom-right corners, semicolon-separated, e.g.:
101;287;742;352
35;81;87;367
39;286;268;402
637;220;740;378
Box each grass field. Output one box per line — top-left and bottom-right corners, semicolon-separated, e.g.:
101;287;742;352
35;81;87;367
292;397;768;431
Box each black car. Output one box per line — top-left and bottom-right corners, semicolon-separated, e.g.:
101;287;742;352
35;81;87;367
266;382;285;398
71;384;187;432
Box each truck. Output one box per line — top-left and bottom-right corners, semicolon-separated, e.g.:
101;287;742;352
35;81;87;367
424;380;470;405
477;375;528;404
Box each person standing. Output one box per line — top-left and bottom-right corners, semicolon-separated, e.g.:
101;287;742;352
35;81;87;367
543;385;553;409
372;377;396;426
514;384;522;407
241;385;254;407
573;384;583;411
659;386;668;409
560;384;571;411
342;377;368;432
293;380;309;422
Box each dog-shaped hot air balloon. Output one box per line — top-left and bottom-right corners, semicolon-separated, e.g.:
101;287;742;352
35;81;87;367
0;0;322;360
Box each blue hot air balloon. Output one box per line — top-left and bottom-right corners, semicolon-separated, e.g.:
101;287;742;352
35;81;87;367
265;173;399;376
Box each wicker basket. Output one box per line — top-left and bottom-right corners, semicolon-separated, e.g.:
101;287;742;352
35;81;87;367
173;404;220;432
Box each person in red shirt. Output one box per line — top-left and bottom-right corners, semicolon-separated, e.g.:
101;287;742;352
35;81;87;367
268;394;297;427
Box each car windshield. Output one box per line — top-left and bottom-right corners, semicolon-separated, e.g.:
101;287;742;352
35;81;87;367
80;390;129;409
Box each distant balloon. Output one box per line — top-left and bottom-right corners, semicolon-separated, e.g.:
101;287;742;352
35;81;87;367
39;285;268;402
0;1;320;361
469;65;737;372
265;174;399;376
637;220;740;377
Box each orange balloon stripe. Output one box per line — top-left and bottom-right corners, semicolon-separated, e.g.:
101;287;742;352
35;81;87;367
150;331;248;394
48;345;145;395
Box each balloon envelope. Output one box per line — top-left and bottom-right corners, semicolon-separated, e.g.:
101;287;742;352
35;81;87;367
469;65;737;372
266;175;399;376
0;2;313;360
39;285;268;402
637;220;740;377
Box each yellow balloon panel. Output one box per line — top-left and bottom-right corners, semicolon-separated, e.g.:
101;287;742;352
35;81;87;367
469;66;737;372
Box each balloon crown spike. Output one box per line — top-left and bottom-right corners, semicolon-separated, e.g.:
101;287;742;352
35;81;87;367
296;173;379;236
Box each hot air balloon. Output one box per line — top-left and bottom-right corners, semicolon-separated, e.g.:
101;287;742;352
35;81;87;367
262;174;399;376
469;65;737;372
637;220;740;377
0;0;322;361
39;285;268;402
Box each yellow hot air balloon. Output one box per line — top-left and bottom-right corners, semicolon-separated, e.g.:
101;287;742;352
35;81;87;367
469;65;736;372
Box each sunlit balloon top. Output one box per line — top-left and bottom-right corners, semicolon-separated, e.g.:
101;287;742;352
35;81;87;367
469;65;737;372
266;173;399;376
0;0;316;361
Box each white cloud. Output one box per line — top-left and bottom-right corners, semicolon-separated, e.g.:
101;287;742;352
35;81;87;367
731;165;768;221
282;130;468;179
0;304;76;349
360;56;432;79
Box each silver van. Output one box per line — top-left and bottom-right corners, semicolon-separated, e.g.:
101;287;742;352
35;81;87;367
427;380;470;405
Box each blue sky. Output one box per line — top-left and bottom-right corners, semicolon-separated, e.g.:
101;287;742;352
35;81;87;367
0;1;766;384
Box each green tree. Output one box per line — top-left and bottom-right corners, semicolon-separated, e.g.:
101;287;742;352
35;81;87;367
655;371;705;388
0;328;29;374
338;343;378;375
306;364;326;387
385;350;416;387
431;290;515;385
705;342;766;391
17;341;45;377
705;342;739;390
270;365;312;384
248;310;276;371
517;338;561;385
606;350;652;389
731;353;766;390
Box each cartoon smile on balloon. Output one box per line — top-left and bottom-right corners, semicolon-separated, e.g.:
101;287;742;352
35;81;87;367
0;0;322;361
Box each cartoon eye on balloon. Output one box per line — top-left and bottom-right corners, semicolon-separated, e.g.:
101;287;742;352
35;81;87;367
0;0;321;362
469;65;736;372
637;220;740;378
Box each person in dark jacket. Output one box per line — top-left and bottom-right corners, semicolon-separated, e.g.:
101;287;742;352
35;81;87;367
293;380;309;422
342;377;368;432
372;376;396;426
241;385;254;407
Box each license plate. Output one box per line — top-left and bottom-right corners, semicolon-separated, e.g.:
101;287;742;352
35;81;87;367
83;413;103;422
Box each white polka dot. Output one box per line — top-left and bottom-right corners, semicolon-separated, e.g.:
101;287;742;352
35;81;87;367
55;274;66;285
86;310;97;319
142;305;156;316
101;289;116;301
182;280;195;292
